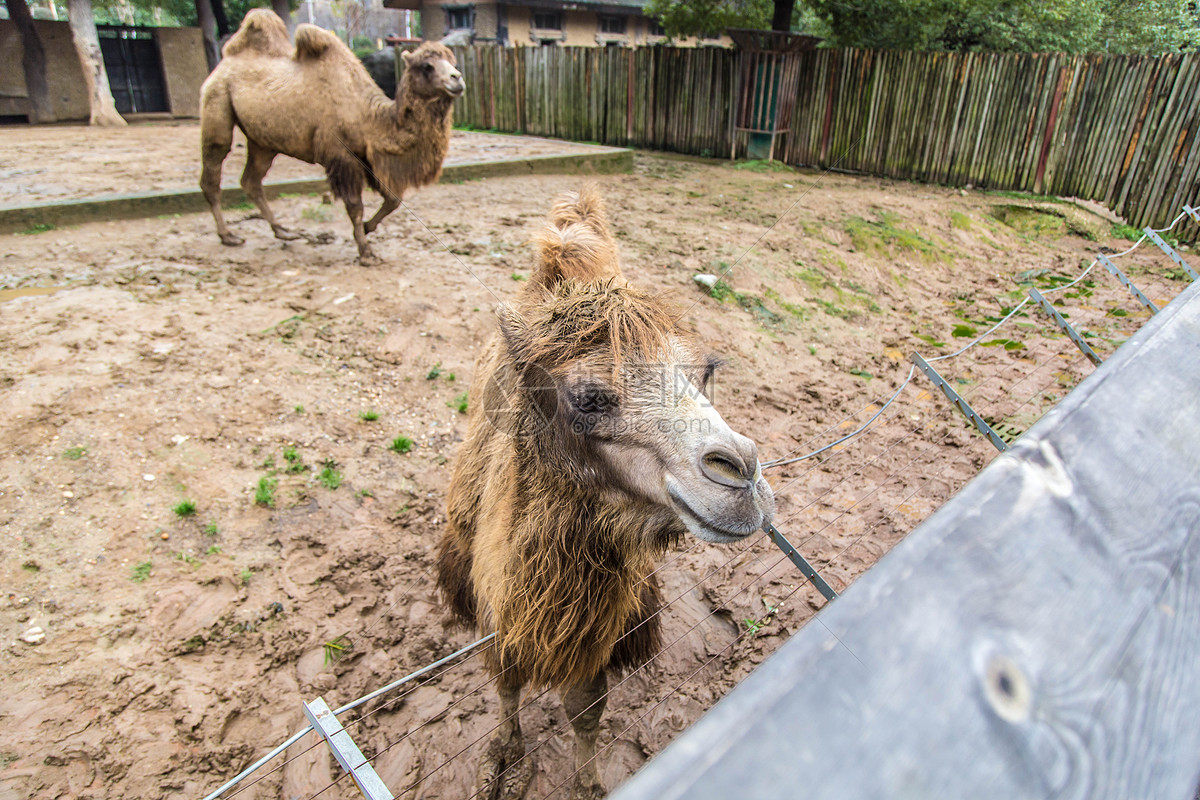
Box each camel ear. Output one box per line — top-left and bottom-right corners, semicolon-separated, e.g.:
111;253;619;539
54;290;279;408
401;49;414;64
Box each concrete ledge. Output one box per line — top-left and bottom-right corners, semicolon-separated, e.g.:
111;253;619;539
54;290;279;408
0;147;633;234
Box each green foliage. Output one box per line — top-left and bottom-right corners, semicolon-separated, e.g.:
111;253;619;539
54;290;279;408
318;459;342;490
18;223;56;235
255;476;278;507
324;634;353;665
283;446;305;473
806;0;1200;54
203;521;219;536
1111;222;1143;241
358;409;380;421
62;446;87;460
389;436;415;454
734;159;797;173
450;392;469;414
646;0;818;39
173;499;197;517
131;561;153;583
426;362;442;380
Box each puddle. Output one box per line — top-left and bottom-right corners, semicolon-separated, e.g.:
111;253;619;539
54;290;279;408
0;286;65;303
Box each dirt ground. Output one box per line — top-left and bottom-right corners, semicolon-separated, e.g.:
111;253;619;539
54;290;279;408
0;122;1193;800
0;123;616;206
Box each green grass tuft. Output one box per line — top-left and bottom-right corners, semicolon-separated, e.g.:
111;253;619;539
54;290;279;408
389;436;414;454
131;561;153;582
358;410;380;421
450;392;469;414
62;446;87;460
18;222;56;235
173;499;197;517
318;460;342;490
255;476;278;507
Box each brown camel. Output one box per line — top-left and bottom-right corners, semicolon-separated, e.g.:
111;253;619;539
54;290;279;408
438;187;776;800
199;10;464;264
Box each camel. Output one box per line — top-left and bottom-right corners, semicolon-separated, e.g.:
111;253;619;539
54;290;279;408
438;186;776;800
199;10;464;264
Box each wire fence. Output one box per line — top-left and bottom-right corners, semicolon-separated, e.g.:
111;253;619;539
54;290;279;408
198;202;1197;799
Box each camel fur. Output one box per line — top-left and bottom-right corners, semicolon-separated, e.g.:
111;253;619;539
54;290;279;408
438;186;776;800
199;10;464;263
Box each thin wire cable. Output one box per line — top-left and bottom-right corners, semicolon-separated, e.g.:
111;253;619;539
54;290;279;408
763;365;917;468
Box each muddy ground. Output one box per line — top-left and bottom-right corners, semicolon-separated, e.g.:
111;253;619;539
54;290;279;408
0;122;1193;800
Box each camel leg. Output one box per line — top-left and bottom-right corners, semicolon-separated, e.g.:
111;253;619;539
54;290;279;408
341;193;379;265
363;193;400;235
475;678;533;800
199;91;243;247
241;140;301;242
563;671;608;800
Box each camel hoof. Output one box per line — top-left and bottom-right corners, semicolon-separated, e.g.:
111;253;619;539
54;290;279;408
272;227;303;241
219;233;245;247
357;249;382;267
475;737;532;800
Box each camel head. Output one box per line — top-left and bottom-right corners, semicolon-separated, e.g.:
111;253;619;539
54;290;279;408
400;42;464;99
494;199;775;546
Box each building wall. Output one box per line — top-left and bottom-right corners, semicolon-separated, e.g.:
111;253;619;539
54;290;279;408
417;1;731;47
0;20;207;121
154;26;207;118
0;19;90;121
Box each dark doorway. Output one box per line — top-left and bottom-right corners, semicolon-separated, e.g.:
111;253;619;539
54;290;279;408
98;26;169;114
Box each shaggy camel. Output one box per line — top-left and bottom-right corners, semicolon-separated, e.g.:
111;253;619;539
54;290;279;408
199;10;464;263
438;187;776;800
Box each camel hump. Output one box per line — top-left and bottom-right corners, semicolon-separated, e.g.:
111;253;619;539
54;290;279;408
222;9;291;58
533;185;623;286
294;24;339;59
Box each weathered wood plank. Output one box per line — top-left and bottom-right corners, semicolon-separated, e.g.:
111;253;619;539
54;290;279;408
611;278;1200;800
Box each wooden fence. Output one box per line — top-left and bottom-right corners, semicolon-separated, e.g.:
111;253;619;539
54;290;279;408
450;46;1200;240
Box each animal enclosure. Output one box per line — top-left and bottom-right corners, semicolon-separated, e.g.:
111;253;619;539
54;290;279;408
450;45;1200;241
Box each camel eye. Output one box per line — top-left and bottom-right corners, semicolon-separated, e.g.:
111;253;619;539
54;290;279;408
422;63;434;75
570;385;618;416
700;356;723;395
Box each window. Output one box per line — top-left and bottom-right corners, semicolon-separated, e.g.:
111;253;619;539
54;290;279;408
531;11;562;30
647;19;665;37
445;6;473;31
598;15;626;35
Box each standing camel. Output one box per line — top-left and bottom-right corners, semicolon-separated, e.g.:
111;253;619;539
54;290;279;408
438;186;776;800
199;10;464;264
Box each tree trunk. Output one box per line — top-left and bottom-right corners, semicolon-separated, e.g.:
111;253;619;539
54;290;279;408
66;0;126;126
8;0;55;122
771;0;792;31
272;0;294;34
211;0;230;39
195;0;220;71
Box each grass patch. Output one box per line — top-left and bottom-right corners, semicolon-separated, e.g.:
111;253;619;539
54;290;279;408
294;404;305;414
18;222;56;235
203;521;219;536
358;409;380;421
733;159;795;173
389;436;414;454
255;476;278;507
426;362;442;380
206;544;222;555
173;499;197;518
62;446;87;460
450;392;469;414
511;272;526;281
131;561;153;583
845;212;942;260
1111;222;1142;241
318;459;342;490
240;568;254;585
950;211;973;231
323;634;353;665
283;446;305;473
